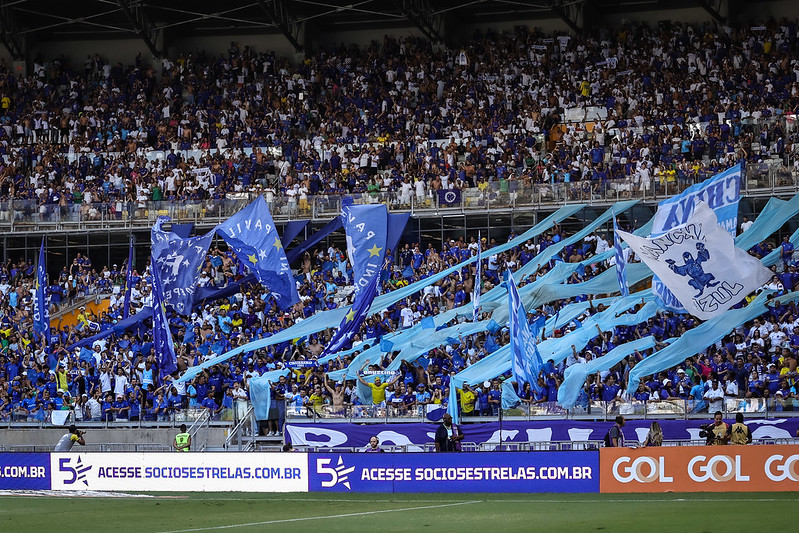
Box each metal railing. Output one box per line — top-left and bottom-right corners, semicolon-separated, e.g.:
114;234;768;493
2;168;799;233
0;408;235;428
224;405;256;451
287;397;799;423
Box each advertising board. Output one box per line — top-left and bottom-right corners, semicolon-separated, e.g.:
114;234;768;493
49;453;308;492
309;451;599;493
601;445;799;493
0;453;51;490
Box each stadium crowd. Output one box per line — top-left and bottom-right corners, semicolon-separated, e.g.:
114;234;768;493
0;18;798;222
1;19;799;431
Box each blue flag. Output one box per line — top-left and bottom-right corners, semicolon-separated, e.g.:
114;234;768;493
320;264;381;358
613;214;630;297
33;239;49;342
151;223;177;379
473;232;482;322
122;237;134;319
508;269;543;390
437;189;461;206
79;347;95;365
152;216;214;315
218;196;299;310
341;204;388;294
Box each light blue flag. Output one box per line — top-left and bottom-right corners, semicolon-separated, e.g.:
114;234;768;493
152;216;214;315
33;239;49;342
151;223;177;379
122;237;134;319
217;196;299;309
613;214;629;297
473;233;482;321
508;269;542;390
341;204;388;293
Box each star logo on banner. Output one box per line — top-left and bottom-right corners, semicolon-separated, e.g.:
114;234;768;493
259;249;267;259
368;244;383;257
248;253;258;264
345;309;356;322
273;237;283;249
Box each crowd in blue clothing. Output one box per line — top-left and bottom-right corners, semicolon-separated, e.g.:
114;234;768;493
2;15;799;424
2;206;798;427
0;19;798;221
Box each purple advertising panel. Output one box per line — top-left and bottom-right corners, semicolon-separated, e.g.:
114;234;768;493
0;453;51;490
287;419;799;449
308;451;599;493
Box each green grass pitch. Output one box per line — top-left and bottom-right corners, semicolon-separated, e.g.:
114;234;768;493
0;492;795;532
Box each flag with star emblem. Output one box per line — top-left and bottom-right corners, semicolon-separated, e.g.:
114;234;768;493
32;239;49;342
319;258;382;359
341;204;388;294
151;221;178;378
217;196;299;309
151;216;214;315
318;204;389;358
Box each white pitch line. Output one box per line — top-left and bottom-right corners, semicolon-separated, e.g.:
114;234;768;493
156;500;481;533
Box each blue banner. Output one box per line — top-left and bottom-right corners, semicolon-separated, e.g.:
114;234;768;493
437;189;461;206
33;239;49;341
0;453;50;490
342;204;388;293
309;452;598;493
151;222;177;378
122;238;134;319
151;216;214;315
217;196;299;309
320;262;381;358
508;270;542;390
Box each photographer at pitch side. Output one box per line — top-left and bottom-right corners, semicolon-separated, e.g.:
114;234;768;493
54;425;86;452
707;411;729;445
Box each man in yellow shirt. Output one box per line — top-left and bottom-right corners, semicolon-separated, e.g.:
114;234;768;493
458;384;477;416
357;360;400;405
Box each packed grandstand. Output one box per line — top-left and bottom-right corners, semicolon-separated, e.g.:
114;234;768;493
1;15;799;446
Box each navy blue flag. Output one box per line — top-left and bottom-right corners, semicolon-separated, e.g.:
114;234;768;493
151;222;178;379
613;214;630;297
122;237;134;319
33;239;49;342
508;269;543;391
437;189;461;206
218;196;299;309
342;204;388;294
320;263;382;358
152;216;214;315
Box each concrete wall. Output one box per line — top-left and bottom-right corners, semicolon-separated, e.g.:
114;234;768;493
0;427;229;450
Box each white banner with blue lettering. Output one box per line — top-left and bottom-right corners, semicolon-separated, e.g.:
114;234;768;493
619;201;770;320
650;164;741;311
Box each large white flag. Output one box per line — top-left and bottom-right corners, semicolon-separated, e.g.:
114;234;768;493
617;202;770;320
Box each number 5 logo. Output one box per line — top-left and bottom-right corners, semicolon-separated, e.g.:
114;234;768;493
316;456;355;489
